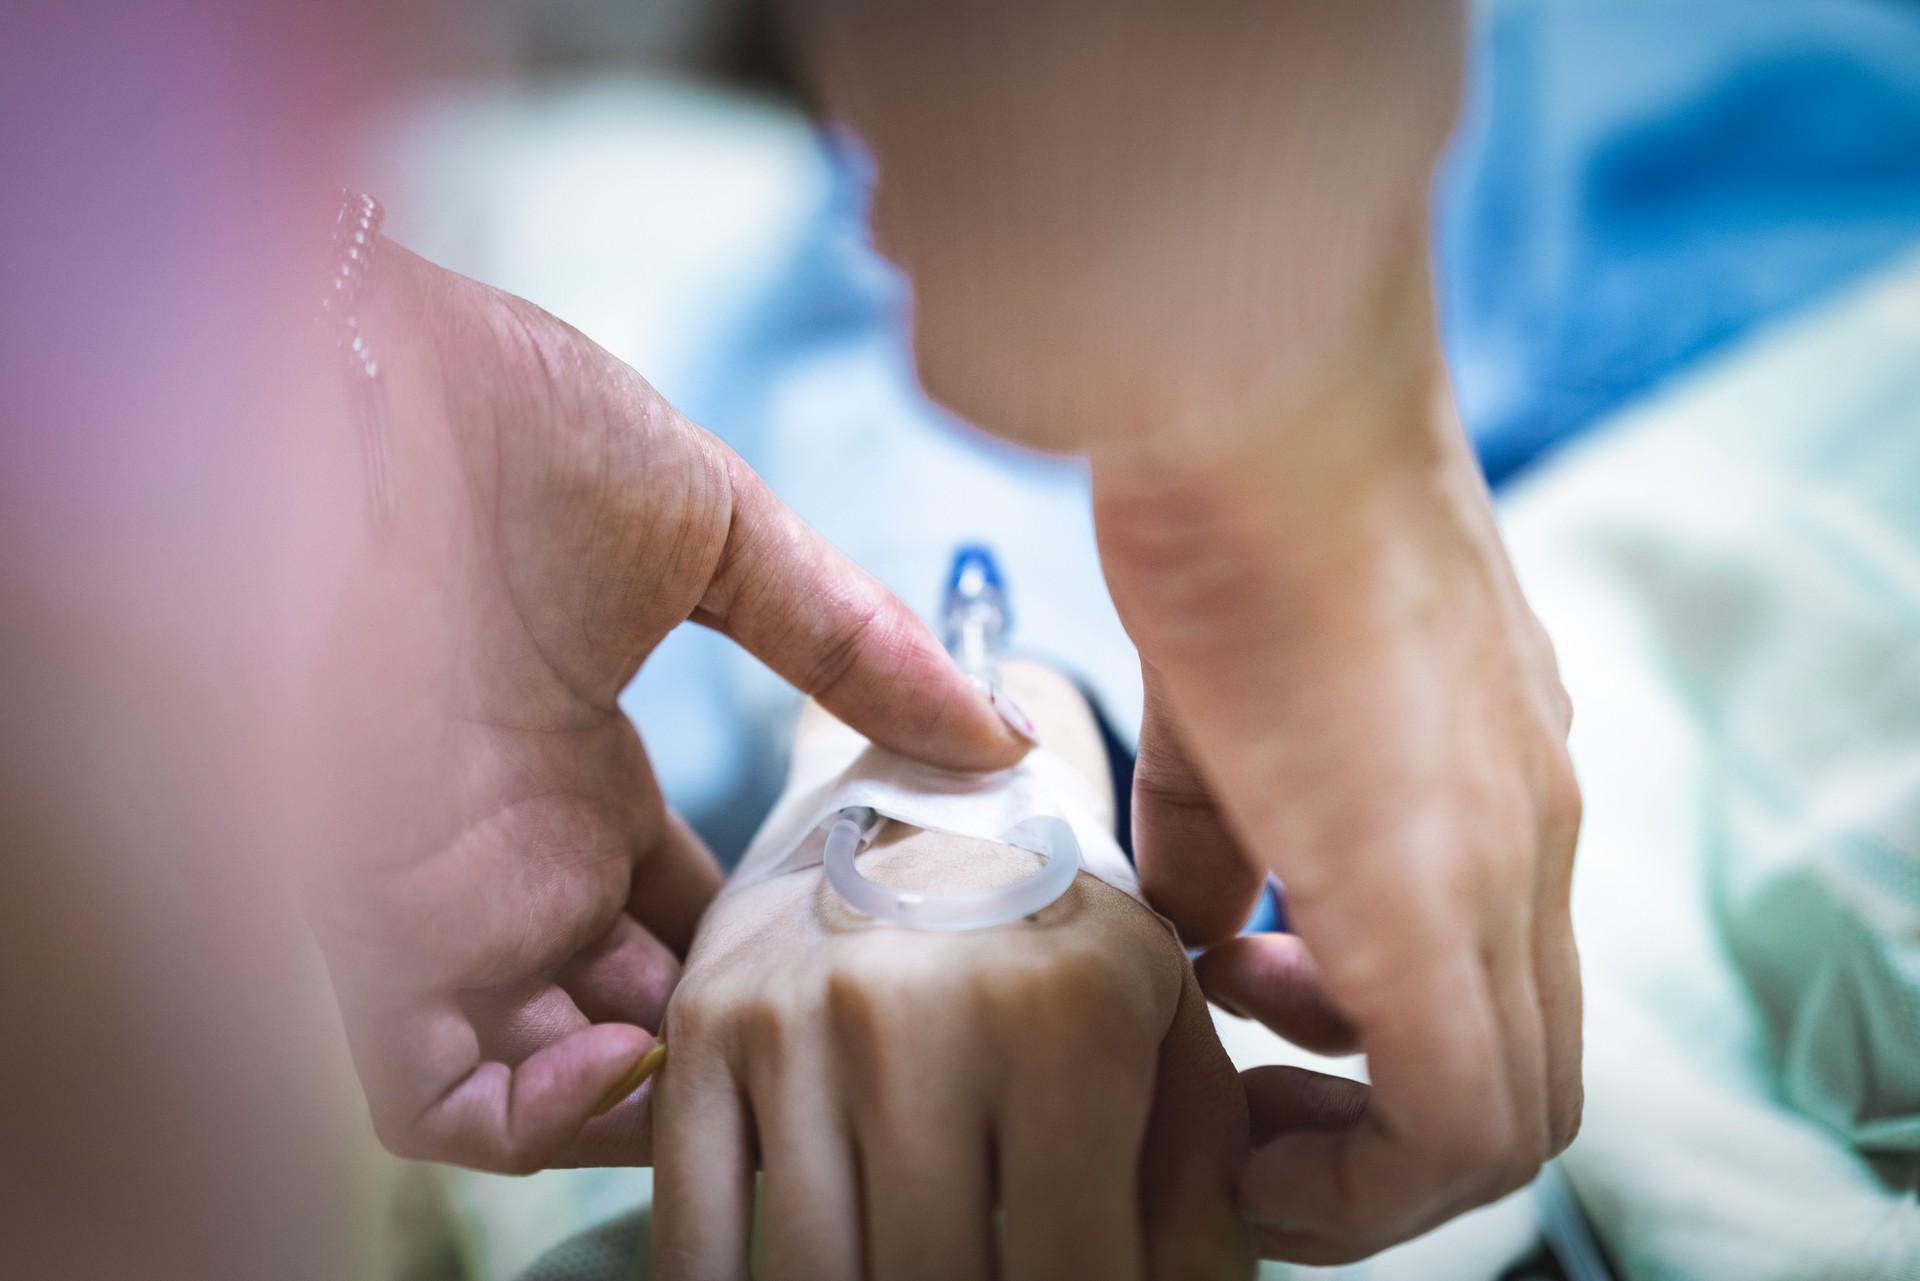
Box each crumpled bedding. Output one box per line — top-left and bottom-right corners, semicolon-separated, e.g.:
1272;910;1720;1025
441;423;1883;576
1501;243;1920;1279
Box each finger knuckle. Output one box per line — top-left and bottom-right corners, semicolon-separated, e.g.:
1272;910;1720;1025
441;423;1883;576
727;992;806;1071
1491;1157;1545;1205
438;1113;531;1176
1470;1115;1552;1204
490;1143;543;1178
824;967;898;1068
369;1107;426;1163
992;945;1154;1058
1550;1079;1585;1155
1541;744;1583;854
1552;675;1576;736
1434;1109;1521;1188
663;974;742;1046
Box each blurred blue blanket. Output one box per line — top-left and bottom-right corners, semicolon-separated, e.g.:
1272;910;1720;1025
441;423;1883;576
1443;0;1920;482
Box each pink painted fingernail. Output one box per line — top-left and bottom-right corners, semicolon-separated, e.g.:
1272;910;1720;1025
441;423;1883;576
989;686;1038;744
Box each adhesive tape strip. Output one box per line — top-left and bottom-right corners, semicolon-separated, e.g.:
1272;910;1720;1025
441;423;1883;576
822;808;1083;930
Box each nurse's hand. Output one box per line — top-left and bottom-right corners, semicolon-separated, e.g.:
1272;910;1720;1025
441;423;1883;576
1097;341;1583;1263
650;666;1254;1281
304;246;1032;1173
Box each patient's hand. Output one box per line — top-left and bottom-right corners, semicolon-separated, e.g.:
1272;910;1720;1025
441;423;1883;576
651;663;1253;1280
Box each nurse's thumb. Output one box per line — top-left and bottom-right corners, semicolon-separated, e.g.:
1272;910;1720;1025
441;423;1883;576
691;447;1032;772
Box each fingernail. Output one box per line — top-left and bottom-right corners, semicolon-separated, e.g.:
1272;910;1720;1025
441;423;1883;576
591;1040;667;1117
989;686;1038;744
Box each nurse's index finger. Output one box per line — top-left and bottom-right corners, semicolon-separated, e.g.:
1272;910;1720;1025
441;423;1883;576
692;445;1031;771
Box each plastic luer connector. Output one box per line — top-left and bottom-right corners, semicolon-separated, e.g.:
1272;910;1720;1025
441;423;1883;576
942;544;1009;688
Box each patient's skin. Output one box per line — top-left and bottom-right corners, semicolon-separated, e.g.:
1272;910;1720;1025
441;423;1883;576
650;660;1255;1281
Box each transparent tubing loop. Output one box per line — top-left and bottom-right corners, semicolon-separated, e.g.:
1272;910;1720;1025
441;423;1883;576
823;807;1083;931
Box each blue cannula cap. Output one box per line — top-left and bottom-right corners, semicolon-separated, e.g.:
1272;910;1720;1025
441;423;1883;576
944;544;1005;601
941;544;1010;670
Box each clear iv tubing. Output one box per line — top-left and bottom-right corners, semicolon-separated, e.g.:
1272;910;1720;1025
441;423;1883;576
821;546;1082;930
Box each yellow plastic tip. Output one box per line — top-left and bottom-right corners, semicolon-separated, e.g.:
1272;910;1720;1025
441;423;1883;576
591;1040;668;1117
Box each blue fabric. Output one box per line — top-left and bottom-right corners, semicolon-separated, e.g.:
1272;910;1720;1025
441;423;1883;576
1443;0;1920;484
